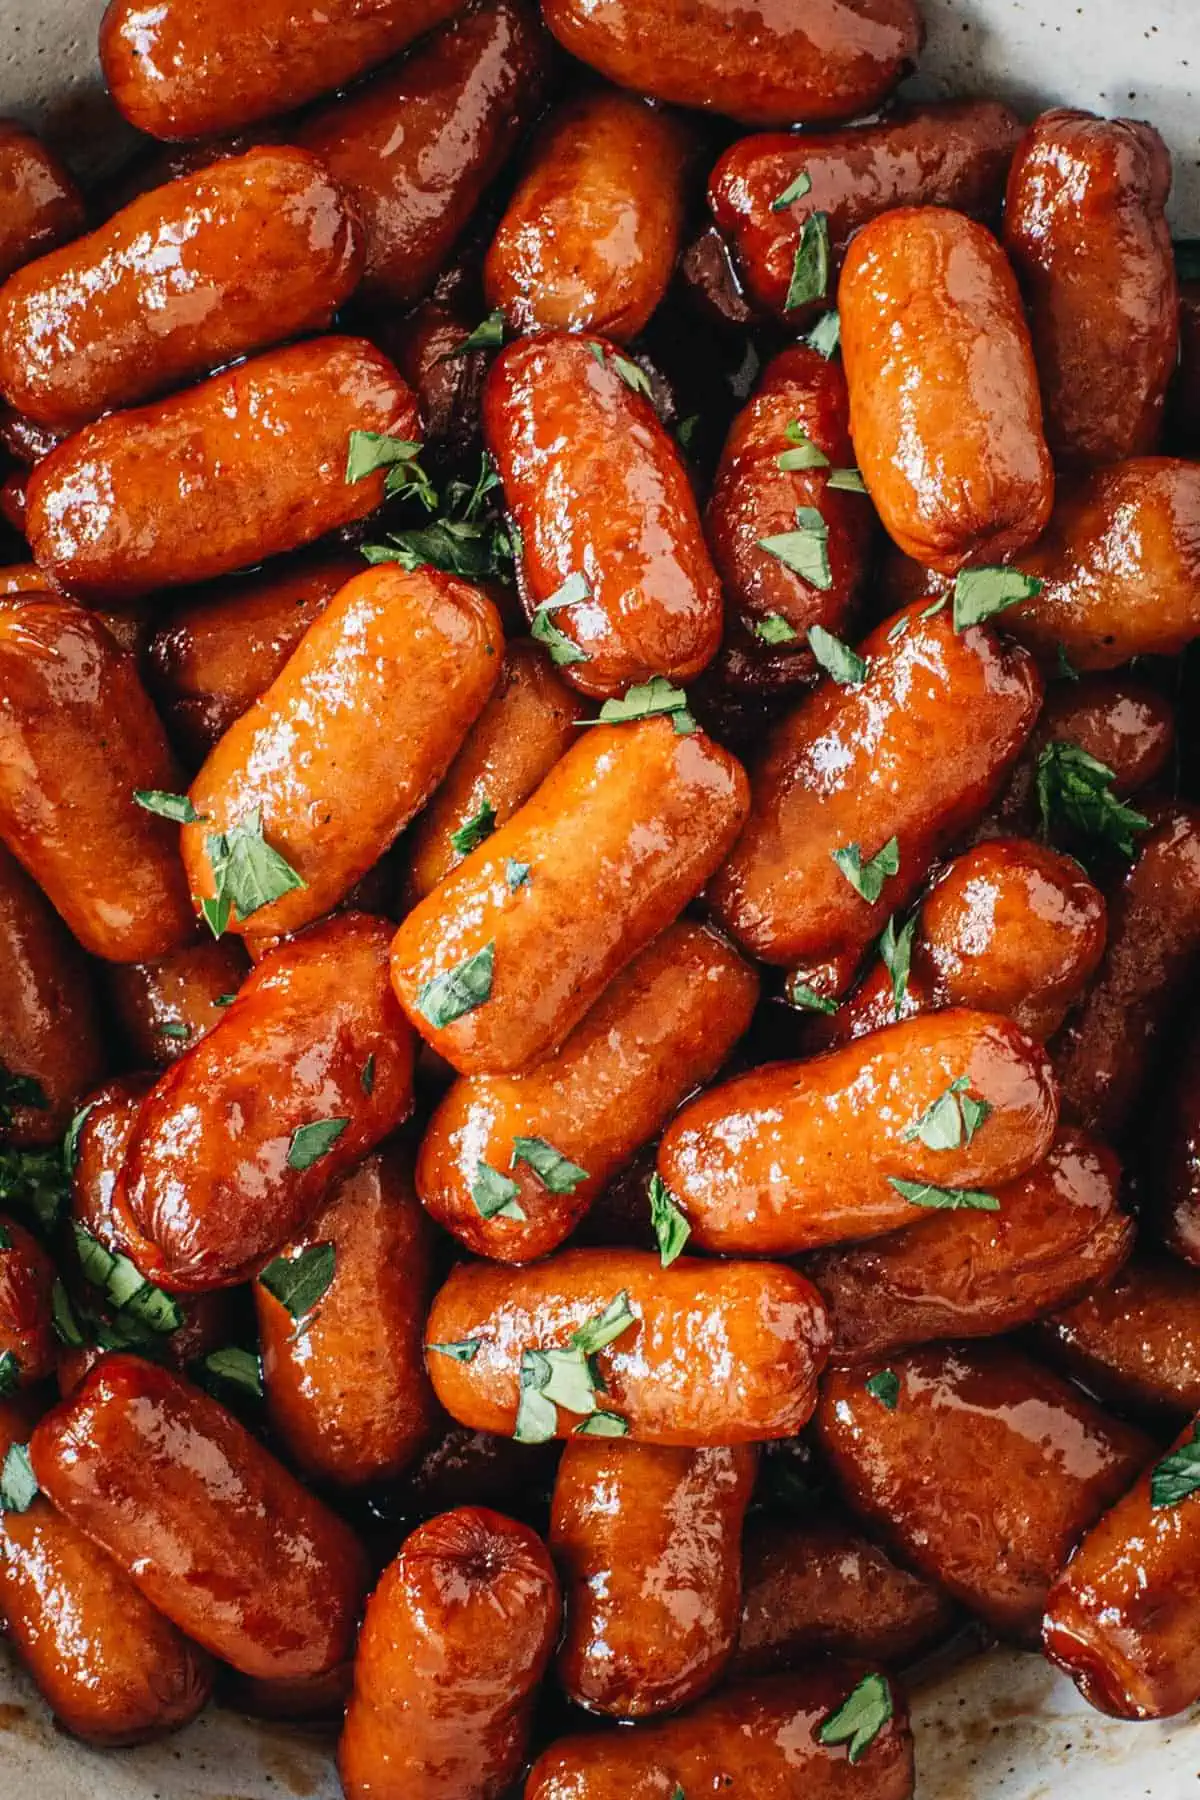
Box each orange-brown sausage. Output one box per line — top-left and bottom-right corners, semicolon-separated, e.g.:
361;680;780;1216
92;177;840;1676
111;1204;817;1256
26;336;417;601
0;601;195;962
182;566;503;940
815;1346;1151;1640
483;333;723;696
300;0;550;307
1037;1257;1200;1419
803;1127;1132;1358
1044;1412;1200;1718
659;1009;1058;1255
391;717;749;1075
839;208;1053;573
385;291;489;457
31;1354;370;1679
0;407;64;467
732;1518;955;1677
706;344;876;690
339;1506;559;1800
426;1248;830;1445
105;937;251;1067
707;601;1041;972
121;913;416;1290
710;100;1021;321
255;1143;440;1488
402;1420;561;1518
0;839;105;1142
0;1211;55;1384
0;122;84;282
1003;110;1178;468
99;0;468;141
552;1438;756;1716
539;0;923;127
0;148;363;430
484;89;692;340
417;922;759;1261
526;1666;915;1799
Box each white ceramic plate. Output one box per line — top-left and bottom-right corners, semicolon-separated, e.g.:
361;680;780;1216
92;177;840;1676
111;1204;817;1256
1;1;1198;1794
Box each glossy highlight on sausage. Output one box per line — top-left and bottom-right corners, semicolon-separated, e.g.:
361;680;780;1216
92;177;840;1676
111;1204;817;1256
105;937;250;1066
0;122;84;282
1038;1256;1200;1418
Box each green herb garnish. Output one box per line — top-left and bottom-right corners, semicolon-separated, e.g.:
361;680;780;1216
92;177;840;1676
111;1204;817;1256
832;837;900;904
416;942;495;1029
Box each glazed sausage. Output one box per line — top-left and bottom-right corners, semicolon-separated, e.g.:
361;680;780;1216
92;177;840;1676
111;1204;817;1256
822;839;1107;1047
417;922;759;1261
26;336;417;601
484;89;692;341
387;292;489;457
0;1211;55;1384
705;344;876;690
224;1661;353;1724
1003;110;1178;468
707;600;1041;972
390;718;749;1076
0;601;195;962
525;1665;915;1799
0;147;363;430
732;1517;955;1677
105;937;250;1067
99;0;468;140
30;1354;370;1679
183;566;503;940
0;407;63;467
1162;1021;1200;1264
552;1438;756;1716
121;913;416;1290
1051;804;1200;1137
300;0;550;307
658;1009;1058;1255
425;1248;830;1445
803;1127;1132;1358
0;1396;213;1745
815;1347;1151;1640
1037;1257;1200;1418
483;333;723;696
1001;459;1200;669
339;1506;559;1800
0;840;105;1143
1044;1412;1200;1718
710;100;1022;321
146;552;361;766
539;0;923;127
255;1143;440;1488
0;122;84;282
839;208;1054;572
402;1421;561;1518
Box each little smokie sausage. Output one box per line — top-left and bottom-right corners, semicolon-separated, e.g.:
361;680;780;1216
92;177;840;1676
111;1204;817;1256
0;839;105;1142
705;344;876;690
390;718;749;1076
146;552;361;765
121;913;416;1290
26;336;417;601
417;922;759;1261
539;0;922;128
710;100;1022;321
300;0;551;307
707;600;1041;971
0;1397;213;1745
1161;1021;1200;1264
255;1143;440;1488
1051;803;1200;1137
0;601;195;962
105;937;250;1066
1003;110;1178;468
839;208;1053;573
1044;1413;1200;1719
803;1127;1132;1358
0;147;363;430
525;1665;914;1800
815;1347;1151;1640
0;122;84;282
484;89;692;341
732;1517;955;1678
183;566;503;940
99;0;468;141
552;1438;756;1717
30;1354;370;1679
483;333;723;697
402;1420;561;1518
1038;1257;1200;1419
658;1008;1058;1255
0;1211;56;1384
425;1248;830;1445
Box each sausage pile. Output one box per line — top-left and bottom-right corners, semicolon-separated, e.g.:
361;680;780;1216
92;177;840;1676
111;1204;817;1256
0;0;1198;1794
